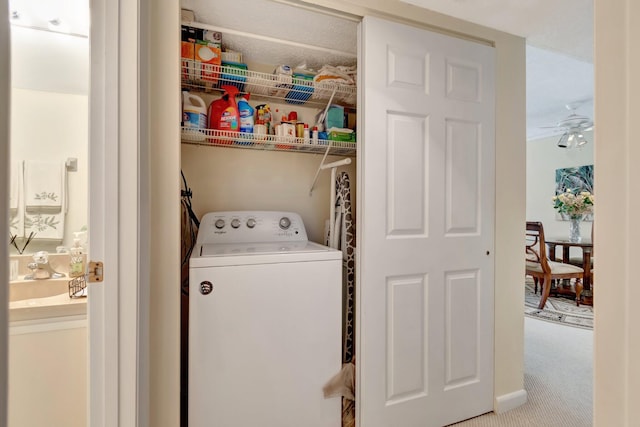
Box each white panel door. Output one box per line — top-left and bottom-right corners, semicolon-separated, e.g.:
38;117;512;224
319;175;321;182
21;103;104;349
358;16;495;427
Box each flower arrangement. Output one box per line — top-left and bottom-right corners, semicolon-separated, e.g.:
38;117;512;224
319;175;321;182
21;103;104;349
552;189;594;218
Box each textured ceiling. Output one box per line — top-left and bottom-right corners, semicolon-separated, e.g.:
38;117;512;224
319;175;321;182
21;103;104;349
182;0;357;69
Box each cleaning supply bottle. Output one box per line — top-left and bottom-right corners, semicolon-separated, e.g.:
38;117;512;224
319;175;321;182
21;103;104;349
182;91;207;130
238;93;255;133
207;85;240;144
208;85;240;132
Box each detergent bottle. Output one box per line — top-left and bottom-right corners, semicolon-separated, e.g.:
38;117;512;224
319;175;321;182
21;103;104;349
207;85;240;133
182;91;207;129
238;93;254;133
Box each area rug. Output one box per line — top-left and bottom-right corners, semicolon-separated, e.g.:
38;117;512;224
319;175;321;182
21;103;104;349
524;278;593;330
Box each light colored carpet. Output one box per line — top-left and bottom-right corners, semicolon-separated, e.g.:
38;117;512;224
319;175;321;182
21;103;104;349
450;317;593;426
524;278;593;330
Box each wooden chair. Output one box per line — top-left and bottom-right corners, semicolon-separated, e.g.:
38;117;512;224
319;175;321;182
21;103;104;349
526;221;584;309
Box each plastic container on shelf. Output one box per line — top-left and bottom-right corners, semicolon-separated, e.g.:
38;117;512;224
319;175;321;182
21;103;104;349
285;73;315;104
219;61;248;91
182;91;207;129
207;85;240;145
238;93;254;133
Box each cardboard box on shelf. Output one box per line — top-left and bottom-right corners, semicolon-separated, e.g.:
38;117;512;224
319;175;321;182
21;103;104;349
181;25;202;42
195;44;221;83
181;41;195;80
202;29;222;48
181;9;195;24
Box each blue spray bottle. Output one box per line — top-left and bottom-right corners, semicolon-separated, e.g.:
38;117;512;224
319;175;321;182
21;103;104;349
238;93;254;133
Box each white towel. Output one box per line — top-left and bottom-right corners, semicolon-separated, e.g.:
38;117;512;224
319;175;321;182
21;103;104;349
9;161;24;238
24;160;64;213
10;162;19;211
24;161;67;241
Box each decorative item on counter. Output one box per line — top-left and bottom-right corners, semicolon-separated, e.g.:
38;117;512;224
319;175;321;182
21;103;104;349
9;231;36;255
552;189;594;243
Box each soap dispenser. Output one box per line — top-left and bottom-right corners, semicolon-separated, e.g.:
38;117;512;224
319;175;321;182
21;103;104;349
69;232;85;277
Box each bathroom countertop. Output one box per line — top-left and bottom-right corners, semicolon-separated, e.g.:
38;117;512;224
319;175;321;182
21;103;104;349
9;278;88;322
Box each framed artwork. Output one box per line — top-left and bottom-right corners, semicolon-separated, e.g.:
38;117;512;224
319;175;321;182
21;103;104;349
555;164;594;221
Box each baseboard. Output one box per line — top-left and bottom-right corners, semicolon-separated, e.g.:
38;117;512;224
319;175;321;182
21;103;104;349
495;389;527;414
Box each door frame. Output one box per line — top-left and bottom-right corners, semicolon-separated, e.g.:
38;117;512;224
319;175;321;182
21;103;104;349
89;0;145;425
1;1;10;425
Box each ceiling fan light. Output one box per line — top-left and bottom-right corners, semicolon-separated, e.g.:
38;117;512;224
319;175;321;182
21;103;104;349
576;133;588;146
557;132;569;148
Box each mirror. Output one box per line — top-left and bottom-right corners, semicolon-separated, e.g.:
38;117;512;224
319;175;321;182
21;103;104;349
8;0;89;256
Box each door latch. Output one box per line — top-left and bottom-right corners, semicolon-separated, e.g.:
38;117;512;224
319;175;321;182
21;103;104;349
88;261;104;283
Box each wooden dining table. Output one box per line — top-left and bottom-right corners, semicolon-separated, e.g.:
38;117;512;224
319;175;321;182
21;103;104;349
545;237;593;305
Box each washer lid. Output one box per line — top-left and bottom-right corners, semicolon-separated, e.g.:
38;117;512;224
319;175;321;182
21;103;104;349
190;241;342;267
200;241;335;257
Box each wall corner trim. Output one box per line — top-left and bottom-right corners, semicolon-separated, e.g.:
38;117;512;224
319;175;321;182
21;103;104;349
494;389;527;414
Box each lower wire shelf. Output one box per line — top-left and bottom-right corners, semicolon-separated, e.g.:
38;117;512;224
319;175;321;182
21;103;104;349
181;128;357;157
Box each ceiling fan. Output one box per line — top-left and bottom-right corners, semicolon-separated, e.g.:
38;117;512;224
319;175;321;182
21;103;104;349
542;102;594;148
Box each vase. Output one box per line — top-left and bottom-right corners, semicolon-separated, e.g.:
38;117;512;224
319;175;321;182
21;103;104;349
569;216;583;242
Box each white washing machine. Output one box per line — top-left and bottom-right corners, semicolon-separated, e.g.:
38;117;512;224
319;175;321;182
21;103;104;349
189;211;342;427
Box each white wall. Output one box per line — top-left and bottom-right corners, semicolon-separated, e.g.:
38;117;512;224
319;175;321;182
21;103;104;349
526;131;594;256
10;89;88;252
10;24;89;254
594;0;640;424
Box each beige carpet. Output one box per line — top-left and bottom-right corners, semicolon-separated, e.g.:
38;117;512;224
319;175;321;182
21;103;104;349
450;317;593;426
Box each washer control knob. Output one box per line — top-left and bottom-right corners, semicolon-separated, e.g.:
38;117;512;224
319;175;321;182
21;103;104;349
246;218;257;229
231;218;241;229
214;219;225;229
279;216;291;230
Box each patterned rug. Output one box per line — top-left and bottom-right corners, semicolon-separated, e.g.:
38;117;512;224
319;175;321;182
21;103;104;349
524;278;594;330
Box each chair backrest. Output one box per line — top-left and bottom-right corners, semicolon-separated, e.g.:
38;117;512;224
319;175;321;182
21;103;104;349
526;221;551;273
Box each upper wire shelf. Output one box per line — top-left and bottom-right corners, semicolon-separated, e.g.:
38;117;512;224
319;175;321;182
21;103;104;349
181;61;357;108
181;128;356;157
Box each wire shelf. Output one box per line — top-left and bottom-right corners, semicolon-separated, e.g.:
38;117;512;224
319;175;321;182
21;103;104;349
181;61;357;107
181;128;357;157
